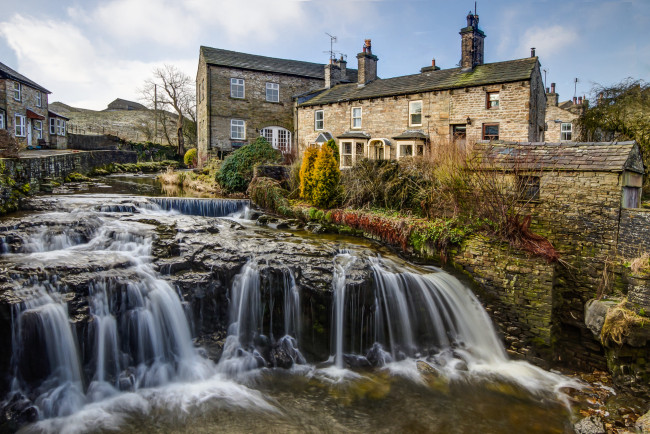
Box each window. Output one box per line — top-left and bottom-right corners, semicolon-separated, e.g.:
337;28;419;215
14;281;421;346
230;78;245;99
400;144;413;158
231;119;245;139
260;126;292;154
266;83;279;102
409;100;422;126
34;120;42;139
341;141;353;167
517;176;540;201
50;118;56;135
14;114;25;137
482;123;499;141
13;82;21;101
315;110;324;130
561;123;572;141
352;107;362;128
57;119;66;136
487;92;500;109
36;92;42;107
0;109;4;130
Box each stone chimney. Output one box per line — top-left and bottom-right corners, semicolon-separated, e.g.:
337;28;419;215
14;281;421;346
531;47;536;57
324;60;342;89
459;11;486;72
420;57;441;73
547;82;558;106
357;39;378;86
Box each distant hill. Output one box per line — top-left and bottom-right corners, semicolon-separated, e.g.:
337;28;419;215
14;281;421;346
50;100;180;145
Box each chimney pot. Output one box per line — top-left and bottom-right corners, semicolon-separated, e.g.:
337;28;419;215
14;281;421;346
550;82;556;93
578;96;583;104
546;87;550;94
573;96;577;104
531;47;536;57
432;58;436;67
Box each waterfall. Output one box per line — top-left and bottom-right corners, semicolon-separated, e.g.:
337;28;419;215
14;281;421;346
6;216;215;420
218;262;304;375
146;197;250;217
330;255;509;369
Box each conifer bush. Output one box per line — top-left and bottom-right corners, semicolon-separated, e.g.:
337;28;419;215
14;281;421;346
216;137;282;193
299;146;319;200
311;145;340;208
325;138;339;165
183;148;198;167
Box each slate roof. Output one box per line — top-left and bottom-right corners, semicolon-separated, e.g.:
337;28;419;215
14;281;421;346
0;62;50;94
393;130;428;140
200;46;357;81
473;141;644;173
299;57;538;107
337;131;371;139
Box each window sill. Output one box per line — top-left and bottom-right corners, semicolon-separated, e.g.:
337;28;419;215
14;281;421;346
264;100;282;105
229;96;247;101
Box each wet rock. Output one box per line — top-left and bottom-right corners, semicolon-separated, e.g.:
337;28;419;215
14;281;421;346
343;354;372;368
585;299;618;337
270;336;305;369
366;343;393;366
574;416;606;434
637;410;650;433
0;392;39;430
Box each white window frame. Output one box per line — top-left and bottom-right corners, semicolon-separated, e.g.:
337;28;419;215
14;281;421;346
398;142;415;159
409;100;422;127
49;118;56;135
0;109;4;130
34;120;42;139
230;78;245;99
14;114;26;137
230;119;245;139
340;141;353;168
36;92;42;107
266;82;279;103
57;119;66;136
351;107;362;129
13;82;21;101
315;110;324;130
561;122;572;141
260;126;291;153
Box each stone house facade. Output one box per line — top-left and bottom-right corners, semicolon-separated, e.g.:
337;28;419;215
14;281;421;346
196;46;356;166
0;62;67;150
295;13;547;168
544;82;585;142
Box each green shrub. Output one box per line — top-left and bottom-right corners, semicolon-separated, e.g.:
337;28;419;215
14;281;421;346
325;139;339;165
184;148;198;167
247;177;290;214
315;210;325;221
311;145;340;208
299;146;318;200
216;137;282;193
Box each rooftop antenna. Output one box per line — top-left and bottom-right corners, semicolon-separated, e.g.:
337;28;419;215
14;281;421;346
324;32;338;63
475;1;477;15
543;68;548;89
574;77;579;98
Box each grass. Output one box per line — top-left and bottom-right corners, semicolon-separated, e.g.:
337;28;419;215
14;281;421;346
601;298;648;345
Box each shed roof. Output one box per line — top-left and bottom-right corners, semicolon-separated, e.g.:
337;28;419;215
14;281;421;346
200;46;357;81
299;57;538;106
473;141;644;174
0;62;50;94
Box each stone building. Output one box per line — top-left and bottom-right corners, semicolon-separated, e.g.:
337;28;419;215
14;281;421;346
196;46;357;165
106;98;147;111
0;62;67;149
544;82;585;142
295;12;547;168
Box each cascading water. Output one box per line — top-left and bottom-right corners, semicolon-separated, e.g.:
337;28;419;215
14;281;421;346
218;262;305;375
146;197;250;217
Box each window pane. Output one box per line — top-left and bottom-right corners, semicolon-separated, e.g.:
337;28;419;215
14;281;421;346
483;124;499;140
231;119;245;139
230;78;244;98
488;92;500;108
410;101;422;125
315;110;324;130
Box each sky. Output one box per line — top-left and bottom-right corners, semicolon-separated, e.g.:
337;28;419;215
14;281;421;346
0;0;647;111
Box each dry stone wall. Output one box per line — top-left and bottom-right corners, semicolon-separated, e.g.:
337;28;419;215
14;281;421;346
618;209;650;259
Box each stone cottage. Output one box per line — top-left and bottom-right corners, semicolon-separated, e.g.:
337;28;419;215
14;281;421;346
295;12;547;168
0;62;67;149
544;82;585;142
195;46;357;165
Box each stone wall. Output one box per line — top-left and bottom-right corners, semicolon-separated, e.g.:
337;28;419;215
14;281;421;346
296;79;542;158
626;272;650;310
2;150;137;188
449;235;556;365
253;165;290;182
199;63;323;159
544;99;579;142
618;208;650;258
67;133;121;150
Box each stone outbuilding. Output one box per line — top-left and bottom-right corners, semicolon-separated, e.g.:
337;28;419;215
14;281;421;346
295;12;547;168
195;46;357;165
0;61;67;149
106;98;147;111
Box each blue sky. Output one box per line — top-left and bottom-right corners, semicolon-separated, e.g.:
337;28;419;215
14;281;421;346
1;0;647;110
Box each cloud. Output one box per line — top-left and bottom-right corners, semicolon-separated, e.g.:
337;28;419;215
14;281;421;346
517;25;579;59
0;13;195;109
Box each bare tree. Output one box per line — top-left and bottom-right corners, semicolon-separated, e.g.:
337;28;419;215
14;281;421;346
141;65;196;155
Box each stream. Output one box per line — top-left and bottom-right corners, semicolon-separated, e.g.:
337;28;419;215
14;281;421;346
0;176;586;433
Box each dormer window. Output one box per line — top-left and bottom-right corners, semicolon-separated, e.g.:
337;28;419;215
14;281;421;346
487;91;499;109
230;78;245;99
